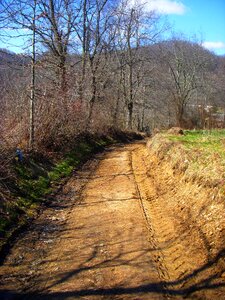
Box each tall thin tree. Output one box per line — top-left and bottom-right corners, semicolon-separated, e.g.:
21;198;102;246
29;0;37;150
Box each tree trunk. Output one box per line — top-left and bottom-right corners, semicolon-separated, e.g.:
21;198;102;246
79;0;87;102
86;61;97;131
29;0;36;151
128;102;133;130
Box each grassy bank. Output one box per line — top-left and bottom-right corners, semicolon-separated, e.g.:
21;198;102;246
148;129;225;189
0;131;143;253
167;129;225;157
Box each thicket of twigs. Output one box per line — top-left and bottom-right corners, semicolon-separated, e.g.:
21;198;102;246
0;0;224;194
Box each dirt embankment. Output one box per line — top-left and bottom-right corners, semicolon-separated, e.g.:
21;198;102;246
0;137;224;299
141;134;225;298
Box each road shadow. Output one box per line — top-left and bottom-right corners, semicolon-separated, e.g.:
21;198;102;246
0;248;225;299
1;233;224;300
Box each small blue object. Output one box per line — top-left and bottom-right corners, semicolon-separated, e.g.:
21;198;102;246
16;148;23;162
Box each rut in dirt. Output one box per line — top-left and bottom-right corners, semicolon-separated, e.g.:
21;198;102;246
0;142;224;300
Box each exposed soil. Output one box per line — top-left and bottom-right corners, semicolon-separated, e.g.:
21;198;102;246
0;141;224;299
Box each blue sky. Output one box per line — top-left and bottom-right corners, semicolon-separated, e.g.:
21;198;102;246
166;0;225;55
132;0;225;55
1;0;225;55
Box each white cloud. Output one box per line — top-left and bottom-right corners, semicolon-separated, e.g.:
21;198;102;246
202;41;225;50
130;0;187;15
148;0;187;15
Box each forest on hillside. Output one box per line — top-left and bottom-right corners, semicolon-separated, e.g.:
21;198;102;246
0;0;225;153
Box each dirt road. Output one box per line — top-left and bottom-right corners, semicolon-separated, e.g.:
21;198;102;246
0;142;224;299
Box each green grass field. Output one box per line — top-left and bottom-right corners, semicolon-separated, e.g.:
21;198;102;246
167;129;225;158
161;129;225;192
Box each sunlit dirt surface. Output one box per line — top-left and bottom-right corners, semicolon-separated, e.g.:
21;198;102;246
0;142;224;299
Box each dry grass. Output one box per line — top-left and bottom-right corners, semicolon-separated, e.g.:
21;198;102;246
147;130;225;191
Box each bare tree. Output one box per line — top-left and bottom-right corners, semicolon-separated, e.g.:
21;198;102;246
1;0;80;146
112;0;163;130
29;0;37;150
75;0;117;130
157;39;213;127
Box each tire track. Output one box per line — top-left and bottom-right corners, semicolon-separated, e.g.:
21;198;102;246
129;148;172;299
130;144;208;297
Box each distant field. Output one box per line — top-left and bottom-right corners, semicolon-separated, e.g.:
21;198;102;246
167;129;225;158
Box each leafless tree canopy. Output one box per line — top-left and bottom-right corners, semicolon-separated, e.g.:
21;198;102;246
0;0;224;150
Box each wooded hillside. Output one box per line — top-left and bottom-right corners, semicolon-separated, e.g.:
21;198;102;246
0;0;225;152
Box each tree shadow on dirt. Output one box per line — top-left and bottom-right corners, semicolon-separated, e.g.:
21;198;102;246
1;246;224;300
1;196;224;300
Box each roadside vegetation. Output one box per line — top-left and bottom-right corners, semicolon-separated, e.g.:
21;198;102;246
151;129;225;192
168;129;225;157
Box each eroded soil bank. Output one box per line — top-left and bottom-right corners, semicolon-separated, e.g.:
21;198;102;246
0;140;224;299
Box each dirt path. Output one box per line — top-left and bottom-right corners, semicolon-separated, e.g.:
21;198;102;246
0;142;224;299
